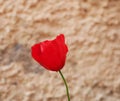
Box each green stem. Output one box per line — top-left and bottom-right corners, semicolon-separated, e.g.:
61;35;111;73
58;70;70;101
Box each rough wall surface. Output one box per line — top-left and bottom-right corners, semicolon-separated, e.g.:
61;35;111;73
0;0;120;101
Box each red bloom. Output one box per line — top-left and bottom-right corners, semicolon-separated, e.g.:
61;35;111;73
31;34;68;71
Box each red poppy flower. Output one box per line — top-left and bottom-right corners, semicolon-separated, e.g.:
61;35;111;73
31;34;68;71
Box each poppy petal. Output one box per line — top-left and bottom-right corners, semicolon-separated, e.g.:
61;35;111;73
31;34;68;71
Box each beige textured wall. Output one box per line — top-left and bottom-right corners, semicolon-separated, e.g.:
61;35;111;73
0;0;120;101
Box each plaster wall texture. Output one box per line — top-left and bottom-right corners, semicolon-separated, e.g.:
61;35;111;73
0;0;120;101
